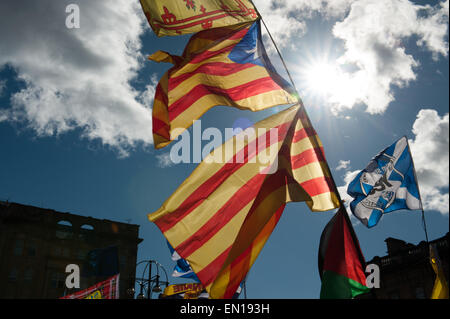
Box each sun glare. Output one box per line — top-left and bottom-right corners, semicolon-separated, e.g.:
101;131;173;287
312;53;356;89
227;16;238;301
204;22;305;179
304;61;341;98
298;57;359;108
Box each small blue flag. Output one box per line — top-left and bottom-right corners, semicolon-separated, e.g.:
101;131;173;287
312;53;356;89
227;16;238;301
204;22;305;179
167;242;245;298
167;241;200;282
347;136;422;228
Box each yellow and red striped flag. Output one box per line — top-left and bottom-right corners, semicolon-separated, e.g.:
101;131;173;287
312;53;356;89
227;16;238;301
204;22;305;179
148;104;340;299
151;20;298;149
139;0;258;37
430;244;449;299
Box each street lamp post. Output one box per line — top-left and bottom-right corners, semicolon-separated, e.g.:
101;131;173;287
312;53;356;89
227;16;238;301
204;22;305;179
129;260;169;299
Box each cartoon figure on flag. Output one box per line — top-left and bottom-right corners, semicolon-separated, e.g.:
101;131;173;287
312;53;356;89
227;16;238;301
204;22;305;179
347;136;422;228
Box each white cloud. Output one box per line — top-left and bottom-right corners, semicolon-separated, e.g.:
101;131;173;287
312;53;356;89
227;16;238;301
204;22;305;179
0;0;448;156
330;0;449;114
336;160;351;171
254;0;356;50
409;109;449;214
338;108;449;217
0;79;5;96
138;74;159;109
0;0;153;156
156;152;175;168
337;169;361;225
338;169;360;205
255;0;449;115
416;0;450;60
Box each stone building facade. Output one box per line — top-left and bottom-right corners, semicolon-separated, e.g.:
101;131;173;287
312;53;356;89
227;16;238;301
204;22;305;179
360;233;449;299
0;201;142;299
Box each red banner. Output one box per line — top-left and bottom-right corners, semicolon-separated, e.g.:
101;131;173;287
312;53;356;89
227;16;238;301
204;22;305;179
60;274;120;299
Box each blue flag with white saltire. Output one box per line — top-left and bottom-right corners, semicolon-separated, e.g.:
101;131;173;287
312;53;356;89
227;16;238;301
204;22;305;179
167;241;200;282
347;136;422;228
167;241;244;298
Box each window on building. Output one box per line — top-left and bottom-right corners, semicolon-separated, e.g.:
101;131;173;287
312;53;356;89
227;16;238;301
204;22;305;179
120;255;127;272
27;240;37;257
13;238;25;256
24;268;33;283
62;247;70;258
53;245;62;257
389;292;399;299
79;224;95;241
56;220;73;239
81;224;94;231
50;273;66;289
415;287;426;299
77;248;88;260
8;268;18;283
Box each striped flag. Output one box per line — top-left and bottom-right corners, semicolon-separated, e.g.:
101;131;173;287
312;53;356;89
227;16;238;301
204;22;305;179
148;104;340;298
139;0;258;37
151;20;298;149
318;207;370;299
430;243;449;299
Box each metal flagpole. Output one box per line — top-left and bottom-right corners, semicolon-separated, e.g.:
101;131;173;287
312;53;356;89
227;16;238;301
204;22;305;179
248;1;372;292
405;136;429;243
249;0;300;99
243;279;247;299
249;4;430;245
248;5;355;276
249;0;345;207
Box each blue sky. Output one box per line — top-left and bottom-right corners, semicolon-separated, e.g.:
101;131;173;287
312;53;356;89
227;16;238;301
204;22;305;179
0;0;448;298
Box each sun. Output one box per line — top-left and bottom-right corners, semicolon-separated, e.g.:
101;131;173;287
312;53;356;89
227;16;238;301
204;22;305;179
296;57;360;109
303;61;341;98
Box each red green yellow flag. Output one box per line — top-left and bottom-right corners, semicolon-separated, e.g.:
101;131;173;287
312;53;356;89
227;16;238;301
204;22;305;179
319;207;371;299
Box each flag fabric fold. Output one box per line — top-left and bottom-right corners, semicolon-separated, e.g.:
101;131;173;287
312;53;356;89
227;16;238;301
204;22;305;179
430;243;449;299
161;282;243;299
148;104;339;298
347;136;422;228
151;20;298;149
139;0;258;37
61;274;120;299
318;207;370;299
167;241;201;281
161;282;206;299
167;241;244;298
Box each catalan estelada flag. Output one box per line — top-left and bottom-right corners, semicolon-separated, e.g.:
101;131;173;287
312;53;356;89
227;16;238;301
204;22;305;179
318;207;370;299
151;20;298;149
140;0;258;37
148;104;340;299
